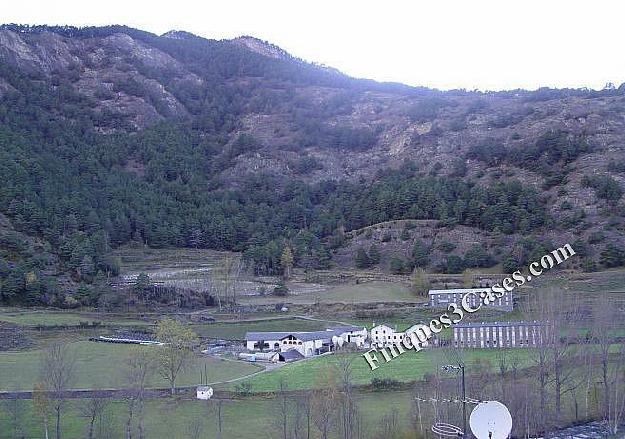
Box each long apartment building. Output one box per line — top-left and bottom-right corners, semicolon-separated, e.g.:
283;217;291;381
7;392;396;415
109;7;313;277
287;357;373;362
429;287;514;312
452;321;548;348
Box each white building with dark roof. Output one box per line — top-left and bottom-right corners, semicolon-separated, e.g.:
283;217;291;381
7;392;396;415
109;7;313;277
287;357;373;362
245;326;367;358
429;287;513;312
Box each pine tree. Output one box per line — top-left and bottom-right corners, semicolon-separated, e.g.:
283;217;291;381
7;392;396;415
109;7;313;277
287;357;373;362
280;246;294;279
411;240;429;268
354;248;371;269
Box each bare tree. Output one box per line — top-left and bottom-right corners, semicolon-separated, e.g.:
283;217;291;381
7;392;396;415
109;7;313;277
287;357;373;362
606;343;625;435
276;378;290;439
336;356;359;439
40;342;76;439
79;392;108;439
591;293;621;421
526;290;557;428
288;393;314;439
2;393;26;439
123;350;154;439
312;368;339;439
495;348;510;400
186;417;203;439
33;382;51;439
213;399;225;439
546;291;583;423
375;409;400;439
216;255;243;309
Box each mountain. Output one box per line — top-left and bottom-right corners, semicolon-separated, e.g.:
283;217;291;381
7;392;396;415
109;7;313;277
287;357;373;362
1;24;624;307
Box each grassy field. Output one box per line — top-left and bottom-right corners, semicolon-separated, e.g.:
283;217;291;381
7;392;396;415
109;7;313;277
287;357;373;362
239;281;420;305
0;390;415;439
192;317;332;340
524;267;625;295
0;308;150;327
0;341;260;391
228;349;532;392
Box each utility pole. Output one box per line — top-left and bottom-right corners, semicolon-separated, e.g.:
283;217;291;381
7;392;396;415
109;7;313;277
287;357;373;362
442;363;468;437
461;364;467;437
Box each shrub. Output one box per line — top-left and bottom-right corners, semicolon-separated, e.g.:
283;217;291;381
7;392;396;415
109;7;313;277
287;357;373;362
599;244;625;268
582;175;623;204
588;232;605;244
371;377;402;391
445;255;465;274
411;268;431;296
463;245;494;268
368;245;381;265
437;241;456;253
273;280;289;296
355;248;371;269
389;257;409;275
412;240;429;268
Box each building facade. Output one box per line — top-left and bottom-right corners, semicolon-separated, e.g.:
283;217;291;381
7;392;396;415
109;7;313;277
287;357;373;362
370;324;432;348
429;288;513;312
245;326;367;358
329;325;368;347
370;324;403;347
452;321;548;348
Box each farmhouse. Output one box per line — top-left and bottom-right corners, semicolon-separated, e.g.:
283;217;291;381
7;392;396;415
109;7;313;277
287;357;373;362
329;325;368;347
245;326;367;358
370;323;404;347
452;321;548;348
370;324;433;348
429;287;513;312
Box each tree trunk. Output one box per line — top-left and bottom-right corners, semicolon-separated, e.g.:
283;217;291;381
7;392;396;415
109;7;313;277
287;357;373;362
87;415;95;439
126;400;134;439
216;401;223;439
55;406;61;439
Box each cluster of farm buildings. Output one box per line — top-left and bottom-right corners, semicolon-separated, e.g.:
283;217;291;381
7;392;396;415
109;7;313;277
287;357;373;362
242;287;543;362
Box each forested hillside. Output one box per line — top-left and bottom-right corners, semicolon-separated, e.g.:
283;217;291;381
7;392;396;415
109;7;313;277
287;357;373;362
1;24;625;306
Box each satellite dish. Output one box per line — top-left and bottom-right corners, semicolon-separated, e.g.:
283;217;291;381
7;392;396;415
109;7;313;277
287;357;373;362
470;401;512;439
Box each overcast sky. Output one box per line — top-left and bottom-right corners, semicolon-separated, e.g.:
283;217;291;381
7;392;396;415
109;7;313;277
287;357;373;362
4;0;625;91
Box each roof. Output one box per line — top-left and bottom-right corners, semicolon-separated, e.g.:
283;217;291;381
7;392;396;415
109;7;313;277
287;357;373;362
282;331;336;342
454;321;545;328
429;288;492;295
197;385;211;391
329;325;365;333
371;323;395;331
246;330;337;342
279;350;304;360
245;332;293;341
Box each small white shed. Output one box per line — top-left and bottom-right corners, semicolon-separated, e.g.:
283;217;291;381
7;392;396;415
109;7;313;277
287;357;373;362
196;385;213;400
